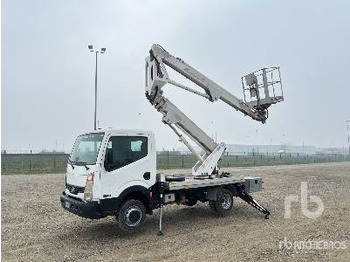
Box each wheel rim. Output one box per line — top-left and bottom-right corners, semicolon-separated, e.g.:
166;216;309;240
125;206;142;227
220;193;232;210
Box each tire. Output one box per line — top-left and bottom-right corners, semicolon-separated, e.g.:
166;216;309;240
184;198;198;206
209;188;233;215
118;199;146;231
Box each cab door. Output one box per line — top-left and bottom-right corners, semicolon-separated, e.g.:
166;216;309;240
100;135;155;199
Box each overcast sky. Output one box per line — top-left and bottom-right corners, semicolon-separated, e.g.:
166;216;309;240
2;0;350;152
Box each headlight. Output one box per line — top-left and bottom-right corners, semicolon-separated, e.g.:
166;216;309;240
84;172;95;201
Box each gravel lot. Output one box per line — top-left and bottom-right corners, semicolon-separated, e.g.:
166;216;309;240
2;162;350;262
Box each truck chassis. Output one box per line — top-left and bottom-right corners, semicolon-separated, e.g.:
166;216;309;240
153;173;270;235
61;172;270;234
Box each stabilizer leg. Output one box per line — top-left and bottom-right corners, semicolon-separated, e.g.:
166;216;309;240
157;203;164;236
236;185;270;219
157;182;165;236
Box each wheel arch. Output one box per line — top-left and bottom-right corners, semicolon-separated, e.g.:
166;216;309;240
223;184;238;196
207;184;238;201
118;186;152;214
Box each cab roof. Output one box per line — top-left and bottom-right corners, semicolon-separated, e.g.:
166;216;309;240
82;128;154;137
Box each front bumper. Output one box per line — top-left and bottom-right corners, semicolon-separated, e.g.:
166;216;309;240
60;192;105;219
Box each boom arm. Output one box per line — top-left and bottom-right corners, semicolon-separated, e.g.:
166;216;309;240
145;44;283;177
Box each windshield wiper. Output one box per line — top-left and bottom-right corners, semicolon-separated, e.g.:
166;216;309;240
68;159;75;169
74;161;90;170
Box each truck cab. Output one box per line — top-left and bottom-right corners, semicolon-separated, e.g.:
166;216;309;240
61;128;270;232
61;129;156;227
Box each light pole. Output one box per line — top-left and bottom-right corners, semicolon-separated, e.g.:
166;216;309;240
346;120;350;156
88;45;106;130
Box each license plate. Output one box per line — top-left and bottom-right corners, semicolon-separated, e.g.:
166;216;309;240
65;202;71;209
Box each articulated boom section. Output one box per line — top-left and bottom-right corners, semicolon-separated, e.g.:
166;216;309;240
145;44;283;178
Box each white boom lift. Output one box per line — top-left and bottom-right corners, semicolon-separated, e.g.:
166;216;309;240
145;44;283;179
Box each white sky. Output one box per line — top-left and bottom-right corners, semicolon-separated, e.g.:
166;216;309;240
2;0;350;152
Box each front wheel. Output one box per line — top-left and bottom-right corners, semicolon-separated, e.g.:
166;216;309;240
209;188;233;215
117;199;146;231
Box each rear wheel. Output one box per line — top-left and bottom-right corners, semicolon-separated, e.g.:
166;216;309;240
118;199;146;231
184;198;198;206
209;188;233;215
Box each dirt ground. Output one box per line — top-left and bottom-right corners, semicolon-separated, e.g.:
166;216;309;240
2;162;350;262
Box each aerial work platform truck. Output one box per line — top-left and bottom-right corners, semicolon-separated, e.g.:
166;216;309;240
61;45;284;233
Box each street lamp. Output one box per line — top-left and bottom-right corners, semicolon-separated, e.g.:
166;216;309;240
88;45;106;130
346;120;350;156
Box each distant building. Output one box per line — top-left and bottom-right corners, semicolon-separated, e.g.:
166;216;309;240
39;149;66;154
164;144;347;156
225;144;316;155
317;148;347;155
175;144;317;155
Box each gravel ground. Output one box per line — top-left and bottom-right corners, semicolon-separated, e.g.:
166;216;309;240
2;162;350;262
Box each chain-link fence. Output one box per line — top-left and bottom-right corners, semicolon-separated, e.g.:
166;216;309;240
156;152;350;169
1;154;69;174
1;152;349;174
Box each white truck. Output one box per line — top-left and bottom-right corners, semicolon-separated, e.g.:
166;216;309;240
61;45;284;234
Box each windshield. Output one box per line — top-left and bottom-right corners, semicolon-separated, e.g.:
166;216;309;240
69;132;105;165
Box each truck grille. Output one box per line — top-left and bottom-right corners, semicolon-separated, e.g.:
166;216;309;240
66;184;85;195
